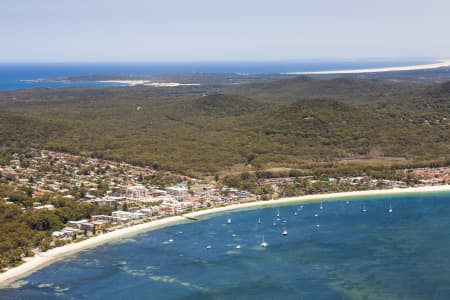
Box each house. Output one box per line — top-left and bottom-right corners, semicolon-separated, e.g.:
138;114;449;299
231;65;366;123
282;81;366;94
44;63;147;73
91;214;114;222
67;219;89;229
89;196;124;206
34;204;55;210
53;227;81;238
80;222;95;233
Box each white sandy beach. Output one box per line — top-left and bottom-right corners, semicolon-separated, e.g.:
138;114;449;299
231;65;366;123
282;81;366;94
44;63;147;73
286;60;450;75
1;185;449;287
99;80;200;87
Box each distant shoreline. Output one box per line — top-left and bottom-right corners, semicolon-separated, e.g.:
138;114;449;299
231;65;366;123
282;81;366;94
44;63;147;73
1;185;449;287
286;60;450;75
98;80;200;87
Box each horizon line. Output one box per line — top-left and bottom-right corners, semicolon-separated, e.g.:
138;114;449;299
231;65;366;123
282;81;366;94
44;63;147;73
0;57;444;64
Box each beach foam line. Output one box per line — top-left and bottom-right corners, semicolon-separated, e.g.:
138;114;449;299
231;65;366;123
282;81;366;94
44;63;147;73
285;60;450;75
1;185;449;287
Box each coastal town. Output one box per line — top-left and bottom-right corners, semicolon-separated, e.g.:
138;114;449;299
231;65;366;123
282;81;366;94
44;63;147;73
2;0;450;297
1;149;449;248
0;149;257;243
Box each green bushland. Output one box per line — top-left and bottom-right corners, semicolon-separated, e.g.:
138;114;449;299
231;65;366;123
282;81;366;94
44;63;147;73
0;78;448;175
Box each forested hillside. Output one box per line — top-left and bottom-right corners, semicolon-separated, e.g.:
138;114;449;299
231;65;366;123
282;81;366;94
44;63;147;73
0;77;449;175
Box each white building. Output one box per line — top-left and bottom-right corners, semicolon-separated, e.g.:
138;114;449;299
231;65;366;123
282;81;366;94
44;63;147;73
88;196;125;206
67;219;89;229
126;185;149;201
112;210;145;222
167;185;189;197
138;207;159;216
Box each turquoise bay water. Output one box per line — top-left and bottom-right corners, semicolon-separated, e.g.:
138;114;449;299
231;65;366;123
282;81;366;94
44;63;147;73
1;192;450;299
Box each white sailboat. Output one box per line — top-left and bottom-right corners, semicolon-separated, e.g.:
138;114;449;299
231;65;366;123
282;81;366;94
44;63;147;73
282;227;288;236
388;204;393;213
260;234;268;248
257;217;261;224
236;245;241;249
206;245;212;249
276;209;280;218
227;218;232;224
363;204;367;212
320;201;323;210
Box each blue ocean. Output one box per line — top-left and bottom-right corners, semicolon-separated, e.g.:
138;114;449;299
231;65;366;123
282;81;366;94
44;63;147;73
0;59;435;91
1;192;450;299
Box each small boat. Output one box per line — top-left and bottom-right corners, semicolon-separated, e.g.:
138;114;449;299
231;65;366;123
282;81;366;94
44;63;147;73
314;213;319;217
227;218;232;224
294;211;298;216
257;217;261;224
362;204;367;213
316;224;320;229
206;245;212;249
276;209;280;218
282;227;288;236
231;234;238;238
236;245;241;249
346;201;350;205
168;239;174;243
320;201;323;210
388;204;393;213
260;234;268;248
273;220;277;226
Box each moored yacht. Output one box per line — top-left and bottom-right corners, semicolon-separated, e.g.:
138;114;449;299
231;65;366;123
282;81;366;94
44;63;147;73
260;234;268;248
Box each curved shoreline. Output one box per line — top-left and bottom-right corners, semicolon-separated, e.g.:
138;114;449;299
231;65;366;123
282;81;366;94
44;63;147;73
1;185;449;287
285;60;450;75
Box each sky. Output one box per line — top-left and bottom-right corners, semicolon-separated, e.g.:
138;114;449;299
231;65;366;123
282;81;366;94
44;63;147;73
1;0;449;62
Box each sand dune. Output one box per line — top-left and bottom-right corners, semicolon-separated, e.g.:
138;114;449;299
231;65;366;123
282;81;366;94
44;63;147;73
286;60;450;75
